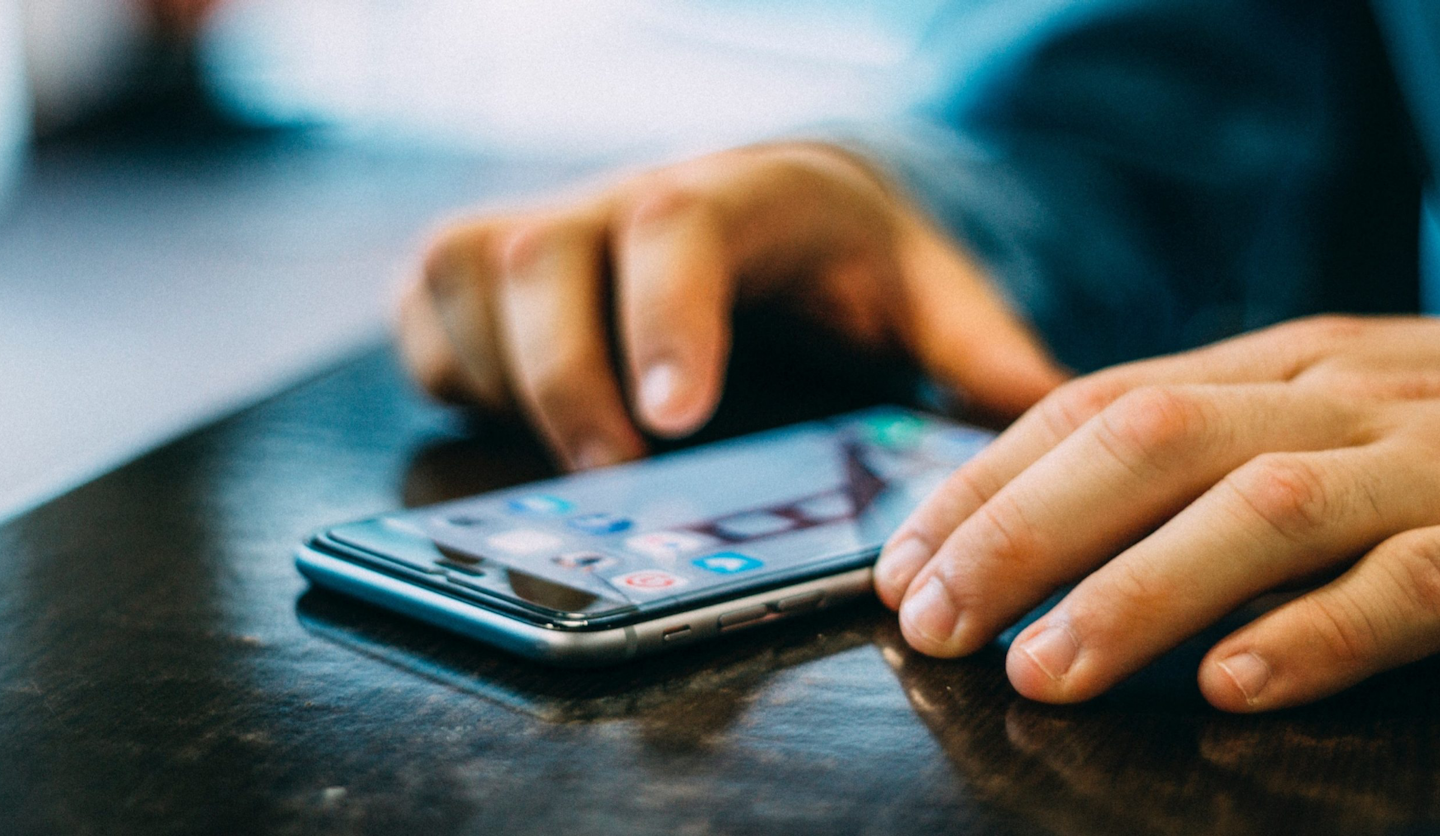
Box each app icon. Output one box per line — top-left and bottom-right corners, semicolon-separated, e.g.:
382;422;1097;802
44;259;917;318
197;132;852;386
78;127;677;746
713;511;794;540
567;513;633;535
793;493;853;523
624;530;717;562
485;529;563;555
553;552;618;572
506;494;573;516
858;410;927;450
692;552;764;574
612;569;688;593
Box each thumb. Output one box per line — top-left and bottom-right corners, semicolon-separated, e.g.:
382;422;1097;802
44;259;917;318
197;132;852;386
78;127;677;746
898;226;1068;417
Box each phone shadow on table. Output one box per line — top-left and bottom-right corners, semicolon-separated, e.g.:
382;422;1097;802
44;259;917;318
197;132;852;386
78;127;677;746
883;612;1440;836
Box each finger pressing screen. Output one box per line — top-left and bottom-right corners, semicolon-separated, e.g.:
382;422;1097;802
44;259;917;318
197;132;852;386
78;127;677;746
614;187;734;438
494;218;646;470
417;224;514;409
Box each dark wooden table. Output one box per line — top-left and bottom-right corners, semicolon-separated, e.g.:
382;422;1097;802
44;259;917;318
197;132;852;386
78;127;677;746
4;141;1440;836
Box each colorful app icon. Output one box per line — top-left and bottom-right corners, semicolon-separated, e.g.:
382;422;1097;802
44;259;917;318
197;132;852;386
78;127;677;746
692;552;764;574
505;494;573;516
485;529;563;555
624;530;716;562
612;569;688;593
553;552;618;572
858;410;927;450
792;493;853;523
567;513;633;535
713;511;794;540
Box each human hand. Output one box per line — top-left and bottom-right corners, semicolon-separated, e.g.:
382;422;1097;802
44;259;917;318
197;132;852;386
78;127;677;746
875;315;1440;712
397;142;1064;469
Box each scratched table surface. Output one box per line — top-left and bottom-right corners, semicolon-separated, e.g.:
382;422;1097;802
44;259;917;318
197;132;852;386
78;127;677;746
3;140;1440;836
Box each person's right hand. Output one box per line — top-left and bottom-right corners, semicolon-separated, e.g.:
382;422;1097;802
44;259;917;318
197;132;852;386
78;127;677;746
398;142;1066;469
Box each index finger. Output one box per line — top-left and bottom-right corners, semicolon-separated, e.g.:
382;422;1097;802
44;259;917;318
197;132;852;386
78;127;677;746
874;324;1336;607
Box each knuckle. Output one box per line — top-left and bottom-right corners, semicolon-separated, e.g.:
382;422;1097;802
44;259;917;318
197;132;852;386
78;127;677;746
498;221;558;277
944;465;998;512
1071;561;1169;636
1389;532;1440;623
1302;593;1379;668
422;222;503;295
1096;386;1217;473
519;343;590;408
1039;374;1132;441
967;494;1040;575
1296;314;1368;341
1267;315;1367;358
624;182;715;231
1225;454;1335;542
1251;315;1368;378
904;468;997;552
926;559;979;614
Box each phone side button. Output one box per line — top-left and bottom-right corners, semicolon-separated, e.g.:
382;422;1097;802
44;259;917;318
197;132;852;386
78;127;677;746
773;591;824;613
662;625;693;643
718;605;770;630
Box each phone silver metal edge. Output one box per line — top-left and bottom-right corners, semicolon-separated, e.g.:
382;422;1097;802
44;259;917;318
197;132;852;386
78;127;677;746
295;544;876;667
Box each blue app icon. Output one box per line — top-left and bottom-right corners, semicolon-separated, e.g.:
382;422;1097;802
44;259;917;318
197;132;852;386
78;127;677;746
568;513;633;535
692;552;764;574
506;494;573;516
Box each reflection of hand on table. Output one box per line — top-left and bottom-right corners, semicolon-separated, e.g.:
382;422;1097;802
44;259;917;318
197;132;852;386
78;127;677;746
397;142;1064;470
878;316;1440;711
876;619;1440;836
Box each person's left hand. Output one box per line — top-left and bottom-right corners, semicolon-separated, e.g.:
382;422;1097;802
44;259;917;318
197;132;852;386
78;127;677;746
875;315;1440;712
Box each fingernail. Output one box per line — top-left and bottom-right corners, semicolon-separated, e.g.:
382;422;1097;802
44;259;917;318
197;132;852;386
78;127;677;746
640;362;679;418
876;539;930;594
1217;652;1271;704
900;578;960;647
573;439;622;470
1019;625;1079;681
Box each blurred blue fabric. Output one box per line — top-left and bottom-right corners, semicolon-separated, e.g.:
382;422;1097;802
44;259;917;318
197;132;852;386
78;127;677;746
855;0;1437;372
197;1;1437;374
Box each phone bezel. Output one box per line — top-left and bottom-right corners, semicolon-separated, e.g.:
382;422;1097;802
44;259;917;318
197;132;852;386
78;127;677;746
307;528;879;631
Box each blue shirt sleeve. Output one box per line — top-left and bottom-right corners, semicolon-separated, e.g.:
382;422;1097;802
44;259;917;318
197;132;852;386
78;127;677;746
838;0;1419;372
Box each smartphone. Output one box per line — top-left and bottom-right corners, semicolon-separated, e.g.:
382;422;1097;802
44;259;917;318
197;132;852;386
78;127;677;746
295;587;880;722
295;406;993;666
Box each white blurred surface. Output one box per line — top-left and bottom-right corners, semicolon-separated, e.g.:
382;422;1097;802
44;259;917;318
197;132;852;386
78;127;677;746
202;0;944;161
0;1;940;520
0;145;577;521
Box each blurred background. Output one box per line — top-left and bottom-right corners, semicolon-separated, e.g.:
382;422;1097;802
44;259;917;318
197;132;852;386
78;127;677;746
3;1;1438;522
0;0;951;520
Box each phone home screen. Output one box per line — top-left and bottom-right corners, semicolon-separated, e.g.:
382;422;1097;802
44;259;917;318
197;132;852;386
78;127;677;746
335;408;993;619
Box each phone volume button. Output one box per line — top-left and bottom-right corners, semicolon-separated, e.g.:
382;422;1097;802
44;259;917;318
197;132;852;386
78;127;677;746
773;591;824;613
718;605;769;630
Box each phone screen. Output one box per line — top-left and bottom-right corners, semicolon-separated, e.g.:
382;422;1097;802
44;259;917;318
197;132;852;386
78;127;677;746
327;407;992;622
